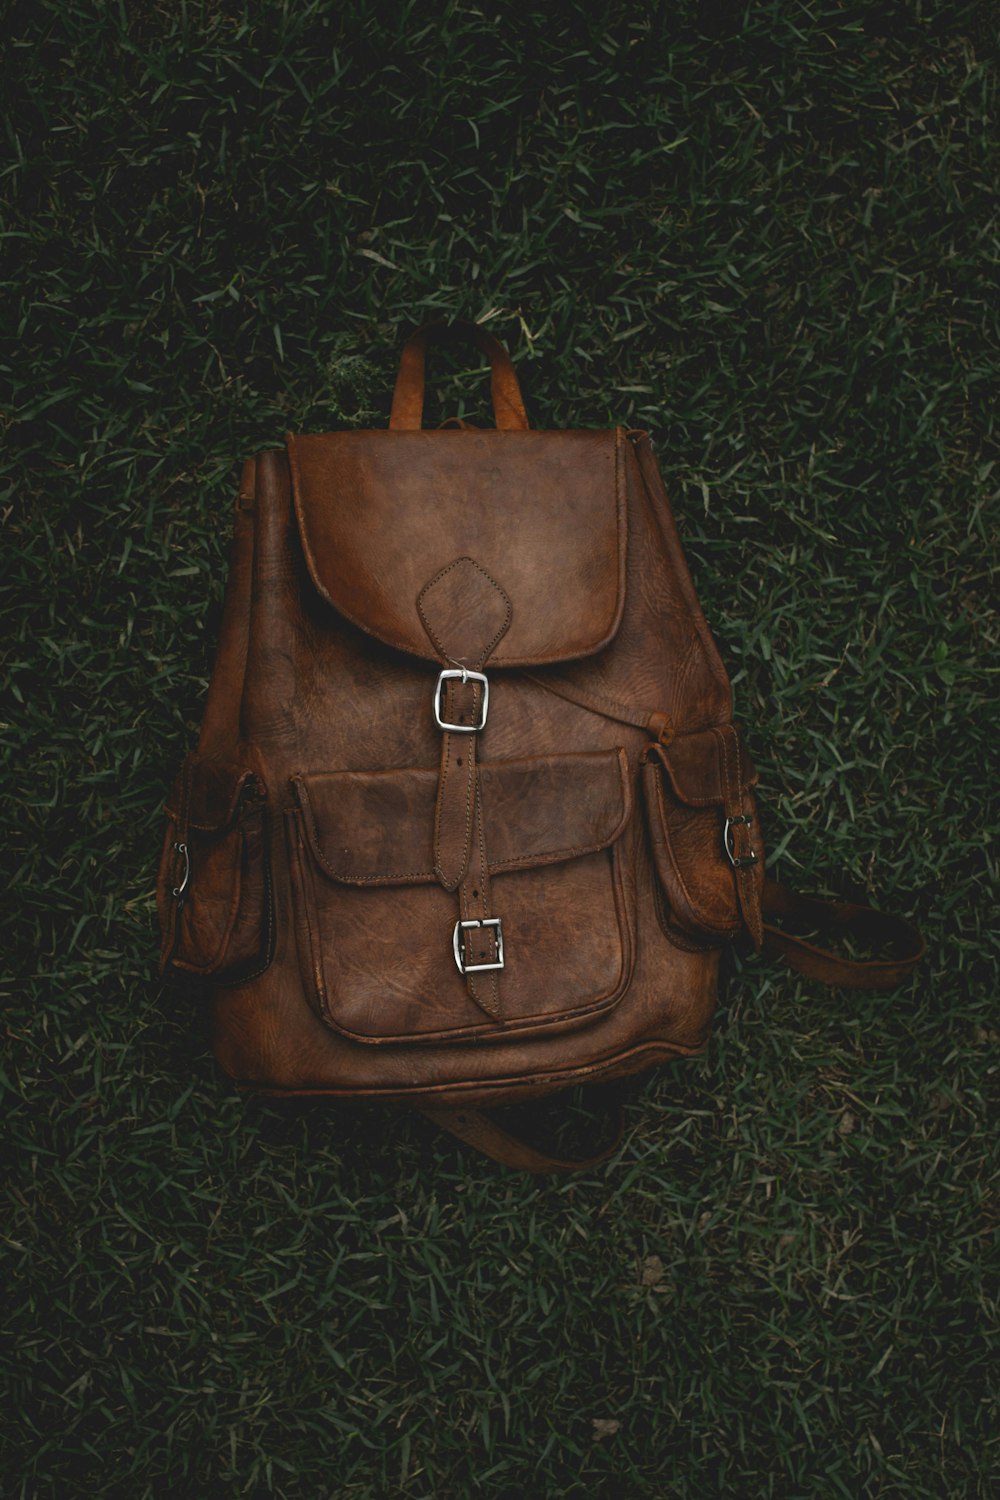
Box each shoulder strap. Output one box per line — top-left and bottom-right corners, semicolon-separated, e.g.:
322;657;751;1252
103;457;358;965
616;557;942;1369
762;878;924;989
417;1102;624;1174
420;884;923;1173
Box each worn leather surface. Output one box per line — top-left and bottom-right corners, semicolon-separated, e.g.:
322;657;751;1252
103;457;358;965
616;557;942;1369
292;747;630;884
287;428;627;667
157;323;922;1147
192;416;733;1100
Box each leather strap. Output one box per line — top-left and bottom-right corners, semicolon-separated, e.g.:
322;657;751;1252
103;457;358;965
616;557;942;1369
432;675;481;891
390;320;529;431
457;783;502;1019
763;878;924;988
416;556;513;1020
713;724;763;951
418;1103;625;1174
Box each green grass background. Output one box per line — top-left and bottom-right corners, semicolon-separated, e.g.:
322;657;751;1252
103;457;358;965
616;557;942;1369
2;2;998;1496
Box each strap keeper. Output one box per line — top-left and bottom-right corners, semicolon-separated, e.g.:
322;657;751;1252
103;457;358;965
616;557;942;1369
648;710;674;745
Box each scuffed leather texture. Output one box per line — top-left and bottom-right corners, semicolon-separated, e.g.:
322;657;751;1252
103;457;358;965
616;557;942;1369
155;324;920;1148
156;754;272;981
291;747;630;884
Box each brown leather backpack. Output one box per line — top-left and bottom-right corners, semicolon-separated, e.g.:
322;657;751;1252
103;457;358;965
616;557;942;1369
156;321;923;1171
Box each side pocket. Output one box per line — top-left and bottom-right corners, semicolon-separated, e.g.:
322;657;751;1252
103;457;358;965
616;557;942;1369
641;725;765;950
156;754;273;983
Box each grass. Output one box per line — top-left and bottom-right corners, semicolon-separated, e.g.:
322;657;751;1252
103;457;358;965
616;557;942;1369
2;2;998;1496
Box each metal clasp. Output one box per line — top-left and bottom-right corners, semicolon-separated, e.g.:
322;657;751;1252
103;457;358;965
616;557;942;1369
724;814;758;870
452;917;504;974
434;667;489;733
171;841;190;899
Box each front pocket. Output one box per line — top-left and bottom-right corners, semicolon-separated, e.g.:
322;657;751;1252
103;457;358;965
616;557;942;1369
156;754;273;982
642;726;765;949
287;747;635;1045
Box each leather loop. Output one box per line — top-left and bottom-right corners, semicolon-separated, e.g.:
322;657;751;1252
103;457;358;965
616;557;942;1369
418;1102;624;1174
762;879;925;989
712;724;763;951
390;320;530;431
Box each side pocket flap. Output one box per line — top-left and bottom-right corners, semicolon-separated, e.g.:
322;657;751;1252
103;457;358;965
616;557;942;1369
158;754;271;979
655;727;758;807
293;747;631;887
166;757;259;832
642;728;763;945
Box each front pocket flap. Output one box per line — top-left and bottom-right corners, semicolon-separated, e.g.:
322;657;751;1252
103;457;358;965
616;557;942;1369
481;747;631;872
292;747;631;887
165;756;260;832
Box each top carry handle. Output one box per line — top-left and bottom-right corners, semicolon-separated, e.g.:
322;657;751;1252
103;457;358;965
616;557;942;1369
389;319;530;431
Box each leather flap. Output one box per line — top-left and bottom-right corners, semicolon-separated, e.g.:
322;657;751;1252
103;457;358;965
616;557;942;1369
292;747;631;887
652;728;758;807
286;429;627;667
165;758;259;833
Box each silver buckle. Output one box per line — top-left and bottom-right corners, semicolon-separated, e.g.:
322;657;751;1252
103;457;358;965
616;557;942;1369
453;917;505;974
434;667;489;733
724;814;758;870
171;841;190;900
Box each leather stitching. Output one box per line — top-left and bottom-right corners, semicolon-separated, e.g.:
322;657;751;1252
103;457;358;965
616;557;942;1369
652;734;759;808
295;780;434;884
287;811;328;1019
416;556;512;668
487;749;630;871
